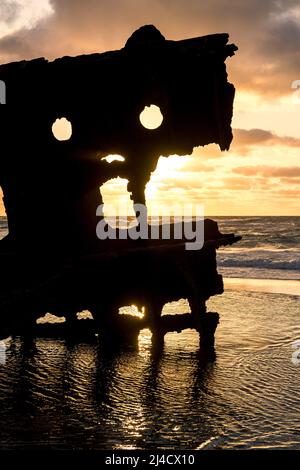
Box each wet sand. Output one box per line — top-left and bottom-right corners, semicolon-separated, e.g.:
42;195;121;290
224;277;300;296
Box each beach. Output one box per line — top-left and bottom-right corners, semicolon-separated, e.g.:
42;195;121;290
0;216;299;449
224;277;300;296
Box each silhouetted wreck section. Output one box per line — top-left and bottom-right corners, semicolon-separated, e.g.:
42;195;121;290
0;26;240;352
0;220;241;350
0;25;237;252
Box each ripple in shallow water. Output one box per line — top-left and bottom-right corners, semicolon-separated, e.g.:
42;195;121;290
0;290;300;450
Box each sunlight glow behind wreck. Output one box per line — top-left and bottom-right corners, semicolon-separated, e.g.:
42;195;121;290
101;155;125;163
140;105;163;130
52;117;72;141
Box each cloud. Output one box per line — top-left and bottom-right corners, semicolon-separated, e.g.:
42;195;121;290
0;0;300;97
280;177;300;185
271;188;300;199
233;165;300;178
220;176;252;190
253;13;300;96
0;1;21;28
232;128;300;153
185;128;300;161
0;0;54;39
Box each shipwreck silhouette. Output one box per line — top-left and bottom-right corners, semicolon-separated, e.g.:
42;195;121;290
0;25;240;353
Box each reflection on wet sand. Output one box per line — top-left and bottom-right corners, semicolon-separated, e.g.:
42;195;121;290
0;330;219;450
1;287;300;450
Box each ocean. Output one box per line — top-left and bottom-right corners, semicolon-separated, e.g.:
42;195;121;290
0;216;300;450
215;216;300;281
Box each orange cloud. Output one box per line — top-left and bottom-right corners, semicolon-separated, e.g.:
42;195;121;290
280;177;300;185
233;165;300;177
232;129;300;153
220;177;252;190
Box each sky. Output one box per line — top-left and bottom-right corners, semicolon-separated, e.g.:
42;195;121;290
0;0;300;216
